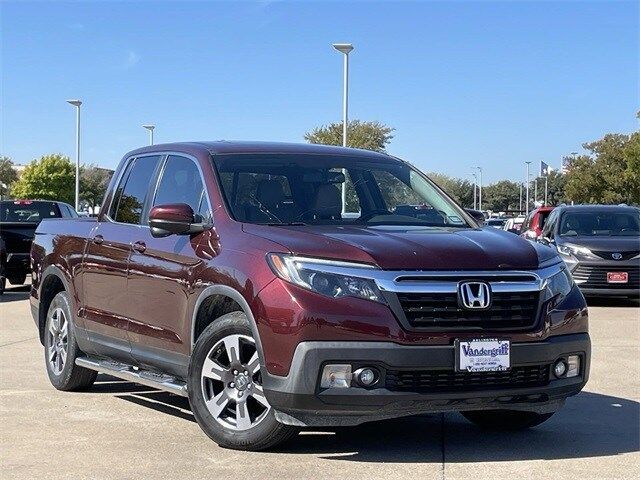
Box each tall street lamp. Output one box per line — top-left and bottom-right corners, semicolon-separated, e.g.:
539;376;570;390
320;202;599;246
474;166;483;211
519;182;523;212
66;99;82;211
524;161;532;216
332;43;353;214
468;173;477;210
143;124;155;145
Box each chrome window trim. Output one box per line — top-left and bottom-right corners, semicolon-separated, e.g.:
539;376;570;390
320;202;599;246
283;255;564;294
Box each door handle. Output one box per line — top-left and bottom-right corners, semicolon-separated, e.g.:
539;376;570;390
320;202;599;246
132;241;146;253
92;235;104;245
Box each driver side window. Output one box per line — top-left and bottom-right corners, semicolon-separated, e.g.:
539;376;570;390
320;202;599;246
541;211;557;239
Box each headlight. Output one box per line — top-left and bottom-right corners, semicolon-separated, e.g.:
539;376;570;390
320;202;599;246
543;266;574;303
266;253;386;303
557;243;596;259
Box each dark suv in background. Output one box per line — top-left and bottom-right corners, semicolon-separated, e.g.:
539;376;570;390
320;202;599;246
539;204;640;297
31;142;590;451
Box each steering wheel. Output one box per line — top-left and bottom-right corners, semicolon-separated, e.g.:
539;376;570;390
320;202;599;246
359;209;392;222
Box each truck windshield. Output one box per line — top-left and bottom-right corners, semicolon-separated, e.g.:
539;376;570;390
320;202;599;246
559;210;640;237
0;201;60;223
213;154;471;228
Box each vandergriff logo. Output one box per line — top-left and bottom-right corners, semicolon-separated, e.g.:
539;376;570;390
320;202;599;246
461;344;509;358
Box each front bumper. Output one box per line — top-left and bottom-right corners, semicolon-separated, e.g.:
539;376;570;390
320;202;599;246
262;333;590;427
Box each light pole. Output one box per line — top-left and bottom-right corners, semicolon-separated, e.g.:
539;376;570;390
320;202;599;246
66;99;82;211
519;182;523;213
143;125;155;145
474;166;483;211
524;161;532;216
332;42;353;214
468;173;477;210
544;175;548;206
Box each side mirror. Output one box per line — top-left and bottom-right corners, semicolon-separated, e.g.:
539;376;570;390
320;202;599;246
465;209;485;226
148;203;209;238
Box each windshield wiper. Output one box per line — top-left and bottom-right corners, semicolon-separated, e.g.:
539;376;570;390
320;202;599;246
264;222;307;226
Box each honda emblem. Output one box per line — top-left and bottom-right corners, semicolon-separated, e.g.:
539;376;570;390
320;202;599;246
458;282;491;310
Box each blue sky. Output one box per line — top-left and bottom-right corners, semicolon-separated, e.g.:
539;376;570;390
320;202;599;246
1;0;637;183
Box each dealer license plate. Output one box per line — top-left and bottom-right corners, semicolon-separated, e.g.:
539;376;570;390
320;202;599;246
457;338;510;372
607;272;628;284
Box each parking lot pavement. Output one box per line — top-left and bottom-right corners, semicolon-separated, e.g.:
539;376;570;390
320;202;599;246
1;286;638;480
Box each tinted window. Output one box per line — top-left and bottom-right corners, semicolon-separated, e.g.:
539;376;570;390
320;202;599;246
0;201;61;222
112;155;160;224
541;210;558;238
153;156;205;215
559;210;640;237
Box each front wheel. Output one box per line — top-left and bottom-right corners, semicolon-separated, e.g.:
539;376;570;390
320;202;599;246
461;410;555;430
188;312;297;451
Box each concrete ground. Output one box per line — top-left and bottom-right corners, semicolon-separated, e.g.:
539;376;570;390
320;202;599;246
1;285;638;480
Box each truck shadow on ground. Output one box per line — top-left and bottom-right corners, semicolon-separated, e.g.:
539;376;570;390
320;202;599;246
94;375;639;462
0;285;31;303
586;296;639;308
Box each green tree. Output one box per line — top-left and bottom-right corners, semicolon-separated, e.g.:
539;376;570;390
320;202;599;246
483;180;521;211
11;154;75;204
565;131;639;205
304;120;394;152
428;173;474;207
81;165;113;209
0;156;19;197
544;170;567;206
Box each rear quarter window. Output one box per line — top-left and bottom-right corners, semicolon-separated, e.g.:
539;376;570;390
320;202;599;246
0;202;61;222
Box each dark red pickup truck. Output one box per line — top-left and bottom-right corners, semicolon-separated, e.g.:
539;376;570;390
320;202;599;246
30;141;590;450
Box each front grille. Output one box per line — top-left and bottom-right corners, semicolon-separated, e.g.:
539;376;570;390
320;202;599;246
592;251;639;261
573;264;640;289
385;365;550;393
397;291;540;330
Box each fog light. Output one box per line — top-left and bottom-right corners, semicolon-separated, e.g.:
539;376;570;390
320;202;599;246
354;367;378;387
566;355;580;378
320;364;352;389
553;359;567;378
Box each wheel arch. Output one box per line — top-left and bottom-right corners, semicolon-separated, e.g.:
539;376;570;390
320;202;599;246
191;285;265;365
37;266;73;345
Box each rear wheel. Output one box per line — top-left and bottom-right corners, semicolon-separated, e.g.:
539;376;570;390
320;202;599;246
44;291;97;390
188;312;297;451
462;410;555;430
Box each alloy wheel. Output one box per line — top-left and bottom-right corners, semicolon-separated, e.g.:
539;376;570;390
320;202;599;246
200;334;271;431
47;307;68;375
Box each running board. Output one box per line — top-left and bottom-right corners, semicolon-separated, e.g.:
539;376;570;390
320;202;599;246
75;357;188;397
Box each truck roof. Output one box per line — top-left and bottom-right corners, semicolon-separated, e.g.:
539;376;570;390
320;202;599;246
126;141;395;162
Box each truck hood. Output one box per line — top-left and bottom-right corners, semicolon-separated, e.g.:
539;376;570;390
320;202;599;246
244;224;554;270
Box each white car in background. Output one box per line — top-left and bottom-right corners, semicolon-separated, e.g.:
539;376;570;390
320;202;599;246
504;216;526;234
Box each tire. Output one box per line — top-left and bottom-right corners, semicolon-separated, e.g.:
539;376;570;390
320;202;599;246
8;273;27;286
188;311;298;451
44;291;97;391
0;276;5;295
461;410;555;430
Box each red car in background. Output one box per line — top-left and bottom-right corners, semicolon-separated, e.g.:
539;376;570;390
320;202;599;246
521;206;554;240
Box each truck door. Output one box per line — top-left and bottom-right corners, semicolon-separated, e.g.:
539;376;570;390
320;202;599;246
80;155;161;362
125;154;214;378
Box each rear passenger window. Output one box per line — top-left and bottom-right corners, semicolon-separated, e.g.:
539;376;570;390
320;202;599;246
111;155;160;224
153;155;205;216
